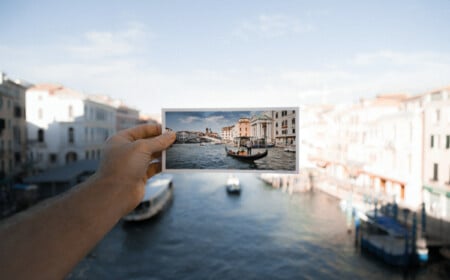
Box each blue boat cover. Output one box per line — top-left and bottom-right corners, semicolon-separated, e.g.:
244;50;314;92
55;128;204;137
370;215;408;237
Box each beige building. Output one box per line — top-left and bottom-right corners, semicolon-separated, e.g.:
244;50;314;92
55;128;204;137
221;125;234;142
273;110;296;146
421;87;450;220
237;118;250;137
0;72;29;181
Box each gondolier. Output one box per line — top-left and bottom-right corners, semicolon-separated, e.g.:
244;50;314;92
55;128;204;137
246;139;252;155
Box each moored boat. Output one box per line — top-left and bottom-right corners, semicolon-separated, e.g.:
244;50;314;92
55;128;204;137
123;173;173;222
357;211;428;266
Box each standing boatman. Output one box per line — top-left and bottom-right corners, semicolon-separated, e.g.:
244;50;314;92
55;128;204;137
246;139;252;155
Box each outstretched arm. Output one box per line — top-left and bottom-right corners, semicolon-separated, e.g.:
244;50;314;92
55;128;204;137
0;124;175;280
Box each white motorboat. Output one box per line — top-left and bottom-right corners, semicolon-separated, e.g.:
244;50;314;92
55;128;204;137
123;173;173;222
226;175;241;194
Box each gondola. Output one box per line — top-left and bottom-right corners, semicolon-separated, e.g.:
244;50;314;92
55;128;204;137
225;146;268;161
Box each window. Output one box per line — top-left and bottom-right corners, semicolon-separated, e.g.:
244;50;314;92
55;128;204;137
68;105;73;118
68;127;74;143
292;118;295;125
433;163;438;181
38;129;44;142
0;119;5;134
14;106;21;118
446;135;450;149
38;108;43;119
14;152;21;164
13;126;21;144
448;166;450;184
430;135;434;148
434;109;440;123
49;153;57;163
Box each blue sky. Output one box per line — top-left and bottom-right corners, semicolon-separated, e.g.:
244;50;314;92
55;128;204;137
1;0;450;114
166;111;256;133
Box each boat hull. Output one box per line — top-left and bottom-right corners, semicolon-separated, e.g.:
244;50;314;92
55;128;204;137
123;174;173;222
225;146;268;161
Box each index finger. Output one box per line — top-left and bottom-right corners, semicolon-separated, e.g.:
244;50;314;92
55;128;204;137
117;124;162;141
141;131;176;153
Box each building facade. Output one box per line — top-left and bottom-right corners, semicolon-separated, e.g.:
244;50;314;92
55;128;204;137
26;84;116;170
422;87;450;220
273;110;296;146
0;72;28;180
250;113;274;146
221;125;234;142
237;118;250;137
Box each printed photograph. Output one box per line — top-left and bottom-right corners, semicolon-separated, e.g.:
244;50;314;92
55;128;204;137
163;108;298;172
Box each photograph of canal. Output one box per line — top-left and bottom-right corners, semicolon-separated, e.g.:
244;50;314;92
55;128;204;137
163;108;298;172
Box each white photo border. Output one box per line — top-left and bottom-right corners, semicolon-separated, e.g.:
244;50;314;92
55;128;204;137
162;107;300;174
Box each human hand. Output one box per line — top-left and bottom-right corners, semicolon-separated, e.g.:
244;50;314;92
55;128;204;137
95;124;176;213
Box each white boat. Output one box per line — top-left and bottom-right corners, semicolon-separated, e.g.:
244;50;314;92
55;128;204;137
284;145;296;153
123;173;173;222
226;175;241;194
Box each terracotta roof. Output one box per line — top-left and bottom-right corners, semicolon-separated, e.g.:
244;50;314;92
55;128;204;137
29;83;63;93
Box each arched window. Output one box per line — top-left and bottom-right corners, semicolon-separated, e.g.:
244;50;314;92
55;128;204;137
38;129;44;142
65;152;78;164
68;127;74;143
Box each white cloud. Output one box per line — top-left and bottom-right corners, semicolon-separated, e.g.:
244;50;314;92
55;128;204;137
66;22;148;59
179;116;201;124
2;20;450;115
233;14;314;40
205;116;225;122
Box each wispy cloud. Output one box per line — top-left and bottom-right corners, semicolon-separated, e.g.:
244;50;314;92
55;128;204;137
233;14;314;40
205;115;225;123
66;22;149;59
179;116;201;124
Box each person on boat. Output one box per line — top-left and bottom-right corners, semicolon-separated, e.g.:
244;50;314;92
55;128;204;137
0;124;176;279
246;139;252;155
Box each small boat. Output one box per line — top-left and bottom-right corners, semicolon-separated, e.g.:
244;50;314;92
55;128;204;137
225;146;268;161
123;173;173;222
226;175;241;194
284;145;296;153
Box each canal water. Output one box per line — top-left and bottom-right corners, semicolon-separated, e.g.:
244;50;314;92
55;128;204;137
166;144;296;171
69;173;449;279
